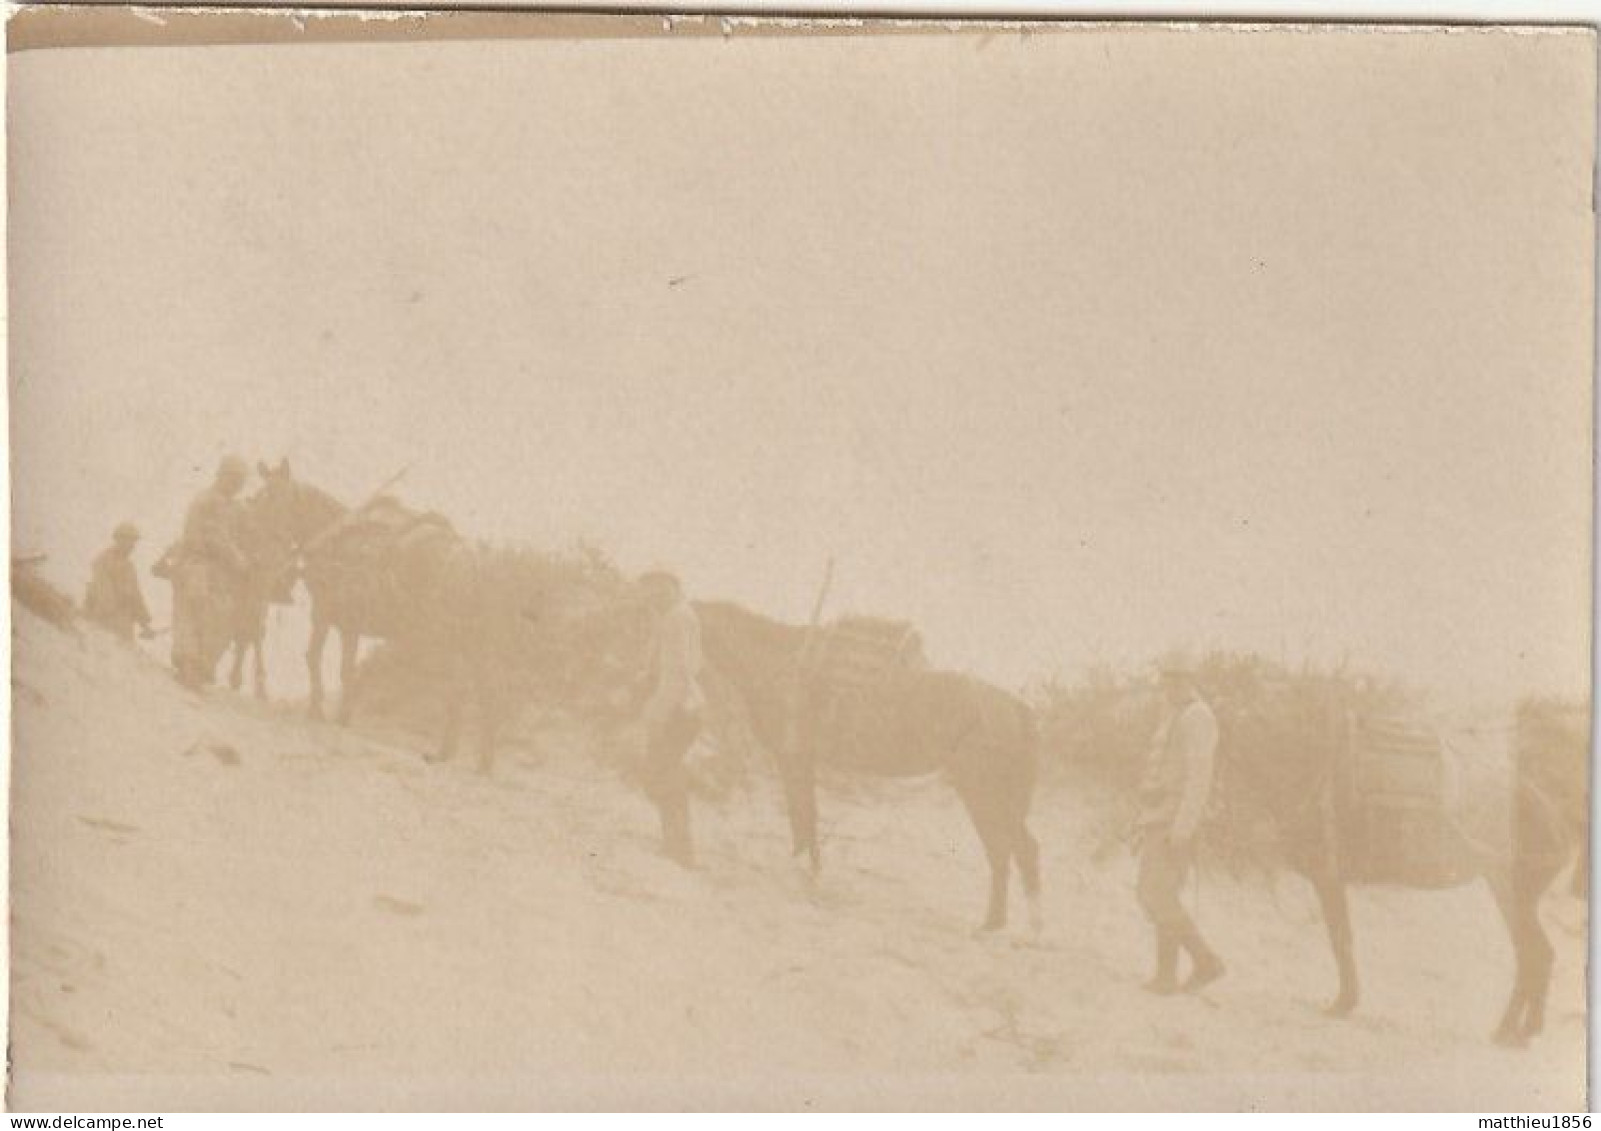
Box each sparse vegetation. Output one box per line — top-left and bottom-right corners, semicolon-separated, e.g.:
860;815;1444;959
12;557;77;631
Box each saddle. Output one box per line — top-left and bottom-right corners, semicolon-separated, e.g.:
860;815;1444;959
316;497;463;624
813;616;925;691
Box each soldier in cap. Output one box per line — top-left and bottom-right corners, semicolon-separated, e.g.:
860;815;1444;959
634;569;706;866
166;455;251;687
1135;649;1225;995
84;522;154;641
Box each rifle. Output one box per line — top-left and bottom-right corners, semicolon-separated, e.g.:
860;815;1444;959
783;557;835;755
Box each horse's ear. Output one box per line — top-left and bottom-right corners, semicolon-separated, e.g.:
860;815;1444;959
278;457;292;477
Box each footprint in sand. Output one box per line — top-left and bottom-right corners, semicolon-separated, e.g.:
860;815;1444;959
77;815;140;837
372;895;425;916
18;997;94;1054
1125;1050;1197;1073
180;740;242;766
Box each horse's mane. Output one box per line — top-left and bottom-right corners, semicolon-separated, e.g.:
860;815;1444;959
296;482;348;525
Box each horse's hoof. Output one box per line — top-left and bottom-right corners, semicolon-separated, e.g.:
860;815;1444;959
1323;994;1358;1018
1183;956;1226;994
1493;1026;1528;1049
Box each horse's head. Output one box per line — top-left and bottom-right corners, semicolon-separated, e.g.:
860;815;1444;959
250;459;303;541
249;458;347;548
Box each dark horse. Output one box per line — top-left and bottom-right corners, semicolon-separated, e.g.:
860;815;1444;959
1227;684;1588;1045
250;460;508;768
696;600;1041;932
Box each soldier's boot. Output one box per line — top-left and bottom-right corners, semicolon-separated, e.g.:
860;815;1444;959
1177;924;1226;992
660;790;695;869
1144;931;1180;995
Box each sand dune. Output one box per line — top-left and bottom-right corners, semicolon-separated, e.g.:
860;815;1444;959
8;604;1586;1110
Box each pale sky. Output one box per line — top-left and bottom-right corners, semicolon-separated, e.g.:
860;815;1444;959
9;26;1595;705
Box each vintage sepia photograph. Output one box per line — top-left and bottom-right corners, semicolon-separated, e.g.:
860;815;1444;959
5;9;1595;1112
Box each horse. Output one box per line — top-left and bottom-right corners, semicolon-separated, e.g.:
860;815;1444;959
695;600;1042;932
1223;682;1588;1045
249;459;511;768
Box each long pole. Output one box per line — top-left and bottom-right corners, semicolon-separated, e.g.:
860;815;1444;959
800;556;835;665
296;463;413;556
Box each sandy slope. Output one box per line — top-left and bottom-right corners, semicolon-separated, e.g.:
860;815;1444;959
8;606;1587;1110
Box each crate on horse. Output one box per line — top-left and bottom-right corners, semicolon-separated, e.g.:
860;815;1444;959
805;615;927;763
1344;714;1467;887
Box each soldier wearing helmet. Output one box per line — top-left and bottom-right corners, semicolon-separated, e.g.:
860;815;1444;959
84;522;153;641
1135;648;1225;995
165;455;252;687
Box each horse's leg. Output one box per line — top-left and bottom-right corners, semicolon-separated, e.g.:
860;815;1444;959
775;740;820;872
1487;873;1531;1046
335;627;360;726
251;623;268;700
1011;732;1043;933
473;657;499;776
228;636;245;692
307;617;329;721
1518;857;1563;1039
1307;857;1360;1016
1014;819;1043;935
432;653;462;764
956;779;1012;933
1568;839;1589;899
1522;911;1556;1039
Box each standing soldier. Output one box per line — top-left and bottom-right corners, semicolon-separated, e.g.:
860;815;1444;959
1136;650;1225;995
163;455;251;688
634;569;706;867
84;523;154;641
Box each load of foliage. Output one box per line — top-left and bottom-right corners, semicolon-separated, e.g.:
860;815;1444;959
352;541;762;792
1029;651;1425;872
12;556;77;630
